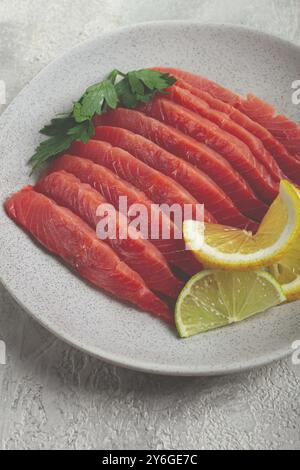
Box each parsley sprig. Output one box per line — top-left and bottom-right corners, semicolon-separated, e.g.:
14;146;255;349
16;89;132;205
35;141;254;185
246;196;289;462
29;69;176;172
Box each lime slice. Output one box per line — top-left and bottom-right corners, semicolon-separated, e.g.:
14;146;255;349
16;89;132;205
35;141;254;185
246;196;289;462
183;180;300;271
175;270;286;338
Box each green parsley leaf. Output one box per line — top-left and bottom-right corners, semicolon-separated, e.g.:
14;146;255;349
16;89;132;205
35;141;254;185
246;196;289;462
127;72;145;96
29;118;93;173
29;68;176;172
115;79;137;108
39;116;75;136
73;79;118;123
134;70;176;91
107;69;124;84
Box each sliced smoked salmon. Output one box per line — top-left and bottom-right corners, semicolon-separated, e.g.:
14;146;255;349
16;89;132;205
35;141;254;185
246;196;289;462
93;126;258;232
36;171;183;298
8;65;300;322
69;139;215;224
165;85;283;182
48;155;202;276
96;108;268;221
171;78;300;182
237;94;300;157
157;67;300;185
5;186;172;321
142;97;279;203
152;66;241;106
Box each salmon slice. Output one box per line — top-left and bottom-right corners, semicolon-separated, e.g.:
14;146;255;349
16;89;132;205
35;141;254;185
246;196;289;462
152;66;241;106
157;67;300;185
70;139;215;224
166;85;283;182
36;171;183;298
48;155;202;276
93;126;258;232
171;79;298;182
96;108;268;221
5;186;172;321
237;94;300;156
142;96;279;203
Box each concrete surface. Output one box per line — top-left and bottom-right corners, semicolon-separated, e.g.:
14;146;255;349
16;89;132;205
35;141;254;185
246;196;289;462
0;0;299;450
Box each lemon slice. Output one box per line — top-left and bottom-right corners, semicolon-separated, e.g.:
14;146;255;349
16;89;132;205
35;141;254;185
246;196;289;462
175;270;286;338
269;235;300;300
184;180;300;271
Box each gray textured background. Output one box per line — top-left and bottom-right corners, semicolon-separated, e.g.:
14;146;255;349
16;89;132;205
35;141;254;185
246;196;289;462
0;0;300;450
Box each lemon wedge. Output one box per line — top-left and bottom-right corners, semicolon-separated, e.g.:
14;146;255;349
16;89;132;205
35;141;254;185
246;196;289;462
184;180;300;271
269;234;300;300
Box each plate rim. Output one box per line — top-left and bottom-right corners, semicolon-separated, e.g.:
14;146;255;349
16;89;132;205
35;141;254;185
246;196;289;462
0;20;299;375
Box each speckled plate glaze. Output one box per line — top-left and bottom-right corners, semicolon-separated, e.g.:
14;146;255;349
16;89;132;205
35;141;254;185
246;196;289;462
1;22;300;376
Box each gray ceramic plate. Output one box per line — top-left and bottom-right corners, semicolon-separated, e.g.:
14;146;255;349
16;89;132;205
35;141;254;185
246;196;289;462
1;22;300;375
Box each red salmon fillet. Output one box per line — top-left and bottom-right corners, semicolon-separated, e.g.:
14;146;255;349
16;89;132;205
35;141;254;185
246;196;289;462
93;126;258;232
48;155;202;276
156;67;300;185
167;63;300;158
36;171;183;298
152;66;241;106
70;139;215;224
143;97;279;203
95;108;268;221
5;186;172;321
165;85;283;182
172;79;300;183
237;94;300;157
